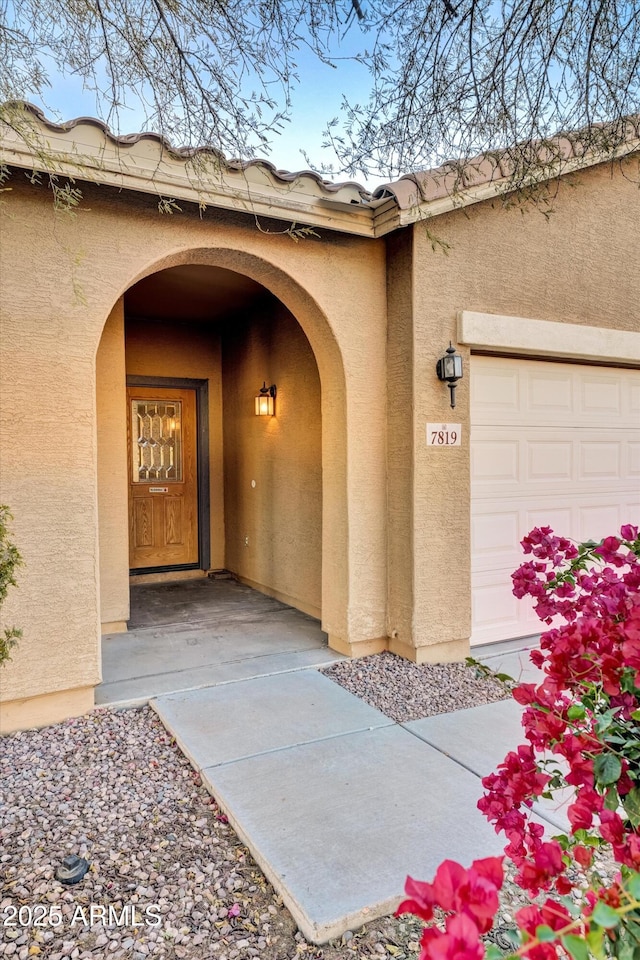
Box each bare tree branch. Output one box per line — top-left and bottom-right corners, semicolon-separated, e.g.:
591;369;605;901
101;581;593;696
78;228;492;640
0;0;638;182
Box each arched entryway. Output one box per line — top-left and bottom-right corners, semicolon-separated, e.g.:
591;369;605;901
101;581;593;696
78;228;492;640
124;262;322;611
96;249;352;689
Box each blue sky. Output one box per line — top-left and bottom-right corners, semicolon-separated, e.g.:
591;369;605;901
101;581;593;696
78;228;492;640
27;33;382;186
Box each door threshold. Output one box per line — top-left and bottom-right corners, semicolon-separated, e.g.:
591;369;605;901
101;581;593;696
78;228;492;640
130;569;207;586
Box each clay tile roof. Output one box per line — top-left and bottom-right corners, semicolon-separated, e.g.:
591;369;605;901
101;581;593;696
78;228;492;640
2;102;639;234
372;117;640;210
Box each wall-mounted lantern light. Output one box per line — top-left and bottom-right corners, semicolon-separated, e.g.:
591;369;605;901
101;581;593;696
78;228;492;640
436;342;464;408
255;382;277;416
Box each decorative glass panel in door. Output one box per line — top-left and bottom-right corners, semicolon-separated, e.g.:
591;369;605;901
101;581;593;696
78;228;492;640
131;399;183;482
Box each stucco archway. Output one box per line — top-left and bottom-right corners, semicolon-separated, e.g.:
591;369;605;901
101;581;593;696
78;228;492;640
1;172;388;733
96;247;349;647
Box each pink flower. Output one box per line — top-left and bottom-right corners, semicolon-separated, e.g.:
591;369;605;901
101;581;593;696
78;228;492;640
515;840;565;895
555;875;573;895
599;809;625;847
397;874;439;922
573;845;594;869
567;788;602;831
397;858;503;935
622;605;640;682
419;913;486;960
512;684;538;706
517;898;572;934
514;899;574;960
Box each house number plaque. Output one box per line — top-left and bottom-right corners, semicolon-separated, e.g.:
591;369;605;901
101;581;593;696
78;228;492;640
149;486;169;493
426;423;462;446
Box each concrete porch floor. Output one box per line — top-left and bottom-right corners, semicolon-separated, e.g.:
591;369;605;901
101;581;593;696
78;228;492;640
97;578;342;707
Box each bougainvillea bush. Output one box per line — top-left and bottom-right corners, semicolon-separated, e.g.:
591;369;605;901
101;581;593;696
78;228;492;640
398;524;640;960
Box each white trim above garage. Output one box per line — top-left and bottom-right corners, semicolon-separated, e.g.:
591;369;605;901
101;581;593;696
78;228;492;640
458;311;640;366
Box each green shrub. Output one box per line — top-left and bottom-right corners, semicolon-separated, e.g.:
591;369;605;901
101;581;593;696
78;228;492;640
0;506;23;667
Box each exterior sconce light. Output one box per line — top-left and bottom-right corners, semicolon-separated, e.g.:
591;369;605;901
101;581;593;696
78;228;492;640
255;382;276;416
436;342;464;409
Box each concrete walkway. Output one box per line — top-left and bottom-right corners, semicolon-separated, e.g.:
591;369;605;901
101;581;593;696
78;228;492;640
150;641;565;945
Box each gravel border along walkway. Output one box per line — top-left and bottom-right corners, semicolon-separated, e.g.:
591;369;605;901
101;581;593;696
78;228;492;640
1;659;615;960
321;651;512;722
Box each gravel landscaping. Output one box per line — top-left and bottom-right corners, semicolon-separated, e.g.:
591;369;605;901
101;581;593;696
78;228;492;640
321;651;512;722
0;664;615;960
1;706;430;960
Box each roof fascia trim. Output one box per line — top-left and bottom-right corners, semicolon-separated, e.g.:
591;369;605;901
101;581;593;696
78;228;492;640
0;121;378;238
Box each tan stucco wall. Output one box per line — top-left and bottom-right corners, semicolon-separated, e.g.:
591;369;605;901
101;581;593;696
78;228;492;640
222;304;322;616
125;315;226;571
405;156;640;658
0;175;388;722
386;230;415;648
96;299;129;628
0;196;103;709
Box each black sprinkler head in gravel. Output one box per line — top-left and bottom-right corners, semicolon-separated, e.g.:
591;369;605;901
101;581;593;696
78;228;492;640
55;855;90;884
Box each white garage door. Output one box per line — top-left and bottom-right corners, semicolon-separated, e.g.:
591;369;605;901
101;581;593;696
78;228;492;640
471;356;640;646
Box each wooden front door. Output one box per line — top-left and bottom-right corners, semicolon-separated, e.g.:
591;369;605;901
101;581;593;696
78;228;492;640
127;386;199;570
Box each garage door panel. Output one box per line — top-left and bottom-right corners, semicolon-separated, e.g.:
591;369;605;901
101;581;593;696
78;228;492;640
580;442;621;479
471;511;520;574
626;502;640;533
471;440;519;482
473;358;640;428
528;369;573;414
472;511;520;557
580;375;623;418
473;576;522;633
577;504;627;542
472;503;572;575
471;363;520;411
479;500;631;549
472;573;539;644
473;438;637;495
471;357;640;646
528;441;573;481
525;506;574;534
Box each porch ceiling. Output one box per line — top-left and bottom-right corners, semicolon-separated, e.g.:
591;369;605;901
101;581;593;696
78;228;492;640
125;264;274;322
